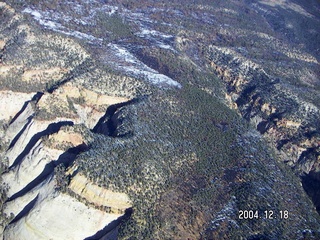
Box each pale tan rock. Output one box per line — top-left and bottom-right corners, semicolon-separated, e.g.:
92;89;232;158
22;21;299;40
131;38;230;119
285;120;301;128
60;83;130;107
0;65;24;76
0;91;35;122
3;103;34;150
225;93;238;110
49;130;84;149
234;75;247;88
69;174;132;211
277;119;301;129
21;68;68;83
8;193;123;240
0;4;134;239
5;120;51;167
3;173;52;219
17;24;37;44
37;83;131;127
0;40;5;50
1;84;132;237
3;140;63;197
0;1;15;14
73;103;104;129
4;175;126;240
261;103;271;115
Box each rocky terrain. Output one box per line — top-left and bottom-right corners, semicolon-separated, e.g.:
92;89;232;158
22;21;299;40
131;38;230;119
0;0;319;239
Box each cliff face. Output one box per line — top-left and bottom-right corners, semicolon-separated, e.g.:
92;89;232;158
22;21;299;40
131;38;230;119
209;52;320;214
169;0;320;213
0;0;320;239
206;47;319;174
0;81;133;239
207;46;320;175
200;1;320;212
0;3;135;239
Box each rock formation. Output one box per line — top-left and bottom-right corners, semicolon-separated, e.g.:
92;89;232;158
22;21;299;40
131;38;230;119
0;80;133;240
0;3;135;238
1;0;320;239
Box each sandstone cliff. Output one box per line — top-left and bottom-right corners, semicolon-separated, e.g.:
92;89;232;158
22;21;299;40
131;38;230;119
0;84;133;239
0;2;135;238
1;0;320;239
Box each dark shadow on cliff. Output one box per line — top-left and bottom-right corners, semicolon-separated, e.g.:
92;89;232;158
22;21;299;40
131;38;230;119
84;208;133;240
6;143;87;202
92;98;140;137
8;92;43;125
301;173;320;214
8;194;39;225
7;116;33;151
8;121;74;170
7;92;44;151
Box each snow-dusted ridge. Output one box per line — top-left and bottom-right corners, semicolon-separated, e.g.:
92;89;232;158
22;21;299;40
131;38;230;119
107;44;181;88
21;5;181;88
136;28;176;51
138;29;173;39
22;8;103;43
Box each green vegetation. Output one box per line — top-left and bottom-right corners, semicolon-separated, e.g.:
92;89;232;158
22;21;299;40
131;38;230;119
0;155;9;230
74;45;249;238
1;0;319;238
0;120;9;229
93;12;134;41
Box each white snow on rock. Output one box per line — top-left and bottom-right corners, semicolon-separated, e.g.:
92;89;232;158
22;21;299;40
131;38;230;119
22;8;102;43
106;44;181;88
21;5;180;88
138;29;173;39
137;28;176;51
210;196;239;230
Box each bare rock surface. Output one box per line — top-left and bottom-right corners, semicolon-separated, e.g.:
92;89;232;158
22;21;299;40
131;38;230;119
4;175;125;240
0;0;320;239
0;3;134;238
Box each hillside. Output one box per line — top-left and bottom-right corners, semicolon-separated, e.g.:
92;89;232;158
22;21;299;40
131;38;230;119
0;0;319;239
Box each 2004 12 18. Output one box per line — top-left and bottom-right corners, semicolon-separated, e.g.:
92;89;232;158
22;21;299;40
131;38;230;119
238;210;289;219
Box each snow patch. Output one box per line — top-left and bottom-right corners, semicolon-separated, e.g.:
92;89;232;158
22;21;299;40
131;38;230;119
22;7;102;43
23;8;42;18
210;196;239;230
21;4;180;88
107;44;181;88
157;43;174;50
139;29;173;39
137;28;176;51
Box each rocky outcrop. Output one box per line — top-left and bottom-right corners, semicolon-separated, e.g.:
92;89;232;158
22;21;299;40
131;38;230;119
207;45;320;170
21;68;68;83
1;0;320;239
36;82;131;128
68;173;132;214
3;175;128;240
0;84;133;239
0;2;155;238
0;4;135;236
207;44;320;211
0;91;35;122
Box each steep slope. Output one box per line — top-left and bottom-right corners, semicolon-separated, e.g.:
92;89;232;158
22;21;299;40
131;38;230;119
0;3;136;239
0;0;320;239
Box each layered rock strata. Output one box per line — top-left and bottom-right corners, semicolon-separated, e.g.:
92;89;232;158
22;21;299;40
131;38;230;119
0;87;133;239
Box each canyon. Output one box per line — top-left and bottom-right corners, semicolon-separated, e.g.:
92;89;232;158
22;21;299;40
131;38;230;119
0;0;319;239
